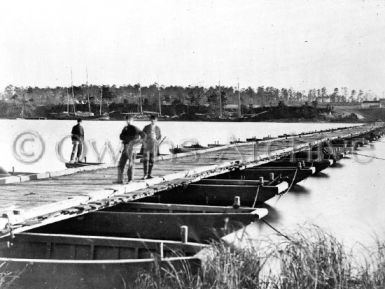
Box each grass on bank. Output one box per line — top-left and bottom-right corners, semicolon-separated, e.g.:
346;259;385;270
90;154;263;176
0;262;25;289
0;226;383;289
133;226;385;289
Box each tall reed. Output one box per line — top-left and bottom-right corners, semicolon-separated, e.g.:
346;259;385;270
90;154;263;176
133;226;385;289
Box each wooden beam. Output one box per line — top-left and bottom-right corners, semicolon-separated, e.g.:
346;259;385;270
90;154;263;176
261;160;331;173
197;179;265;186
109;202;259;213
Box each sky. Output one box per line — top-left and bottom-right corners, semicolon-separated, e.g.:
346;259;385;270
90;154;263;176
1;0;385;94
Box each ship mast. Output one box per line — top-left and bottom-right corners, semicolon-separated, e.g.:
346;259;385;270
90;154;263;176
139;85;143;114
218;81;223;118
66;87;70;114
237;82;241;117
86;67;91;114
99;86;103;116
70;68;76;114
158;84;162;116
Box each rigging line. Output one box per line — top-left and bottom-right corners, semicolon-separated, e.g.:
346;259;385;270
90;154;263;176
261;219;291;241
285;167;299;195
252;176;279;208
275;167;299;204
251;185;260;208
352;152;385;161
267;176;280;186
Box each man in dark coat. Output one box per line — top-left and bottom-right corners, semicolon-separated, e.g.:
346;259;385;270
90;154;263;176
117;115;145;183
70;118;84;163
142;115;161;179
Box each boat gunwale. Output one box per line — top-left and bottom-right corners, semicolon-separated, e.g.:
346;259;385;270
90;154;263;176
110;202;262;213
14;232;208;248
0;255;200;264
94;210;261;216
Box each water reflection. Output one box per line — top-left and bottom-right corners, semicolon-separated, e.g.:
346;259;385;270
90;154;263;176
311;172;329;178
289;184;311;195
330;162;344;168
258;203;281;224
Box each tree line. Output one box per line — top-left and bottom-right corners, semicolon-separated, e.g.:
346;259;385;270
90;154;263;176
1;83;376;113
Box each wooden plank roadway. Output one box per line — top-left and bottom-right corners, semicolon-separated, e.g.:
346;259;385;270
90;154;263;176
0;124;381;236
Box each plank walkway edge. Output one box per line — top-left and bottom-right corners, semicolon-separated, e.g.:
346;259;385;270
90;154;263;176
0;142;257;185
0;125;364;185
0;124;383;237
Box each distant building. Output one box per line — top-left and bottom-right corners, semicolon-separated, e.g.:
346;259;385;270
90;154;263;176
361;100;381;109
224;104;239;110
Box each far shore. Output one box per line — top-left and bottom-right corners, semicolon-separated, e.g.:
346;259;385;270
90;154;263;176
2;101;384;123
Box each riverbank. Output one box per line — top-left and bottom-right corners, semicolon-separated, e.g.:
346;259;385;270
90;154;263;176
2;228;384;289
0;102;362;123
132;226;385;289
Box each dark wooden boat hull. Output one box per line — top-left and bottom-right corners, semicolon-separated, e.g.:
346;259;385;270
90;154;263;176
216;167;314;184
1;256;200;289
0;233;204;289
260;160;331;174
0;233;204;259
32;210;261;243
294;149;343;165
246;167;314;183
110;202;264;213
143;181;288;205
306;160;332;173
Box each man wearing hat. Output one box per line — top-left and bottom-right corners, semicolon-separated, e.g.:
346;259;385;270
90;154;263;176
142;115;162;179
117;115;145;183
70;118;84;163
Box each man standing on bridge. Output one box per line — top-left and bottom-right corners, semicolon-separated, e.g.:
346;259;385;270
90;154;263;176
70;118;85;163
117;115;144;184
142;115;162;179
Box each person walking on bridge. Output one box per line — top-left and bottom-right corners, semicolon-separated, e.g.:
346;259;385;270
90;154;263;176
70;118;84;163
117;115;144;184
142;115;162;179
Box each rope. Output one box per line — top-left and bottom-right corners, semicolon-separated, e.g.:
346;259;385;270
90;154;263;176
251;185;260;208
261;219;291;241
267;176;280;186
275;167;298;204
252;176;279;208
283;167;298;195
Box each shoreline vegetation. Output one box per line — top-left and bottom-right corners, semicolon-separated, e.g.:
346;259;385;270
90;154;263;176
0;102;363;123
1;226;384;289
1;84;381;122
133;226;385;289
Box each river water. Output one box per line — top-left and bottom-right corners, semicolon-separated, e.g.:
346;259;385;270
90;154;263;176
1;120;384;250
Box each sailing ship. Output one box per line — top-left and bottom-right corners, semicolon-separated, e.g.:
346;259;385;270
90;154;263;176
96;86;110;120
74;68;95;118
